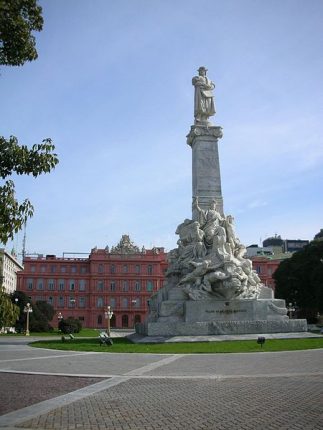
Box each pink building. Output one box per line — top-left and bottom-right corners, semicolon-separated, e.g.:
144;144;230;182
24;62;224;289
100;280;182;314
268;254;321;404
17;236;168;329
251;255;291;291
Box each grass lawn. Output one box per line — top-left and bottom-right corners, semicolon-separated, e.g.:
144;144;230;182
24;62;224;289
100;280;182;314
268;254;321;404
30;336;323;354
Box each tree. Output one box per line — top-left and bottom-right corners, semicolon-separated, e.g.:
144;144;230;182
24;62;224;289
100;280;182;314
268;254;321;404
1;137;59;243
59;317;82;334
273;241;323;322
0;0;59;243
0;287;20;328
0;0;43;66
34;300;55;321
11;292;55;332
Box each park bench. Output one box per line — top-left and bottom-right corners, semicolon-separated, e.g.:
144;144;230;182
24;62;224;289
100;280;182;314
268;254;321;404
99;332;113;346
61;333;75;342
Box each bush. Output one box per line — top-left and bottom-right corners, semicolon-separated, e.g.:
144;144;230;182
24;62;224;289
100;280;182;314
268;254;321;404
58;317;82;334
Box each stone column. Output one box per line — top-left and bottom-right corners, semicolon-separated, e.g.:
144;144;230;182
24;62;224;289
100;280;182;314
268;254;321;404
187;125;224;216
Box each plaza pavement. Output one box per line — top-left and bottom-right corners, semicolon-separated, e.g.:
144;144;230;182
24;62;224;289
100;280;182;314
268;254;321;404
0;333;322;430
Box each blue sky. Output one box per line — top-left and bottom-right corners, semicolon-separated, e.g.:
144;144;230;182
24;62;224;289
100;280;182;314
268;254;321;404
1;0;323;257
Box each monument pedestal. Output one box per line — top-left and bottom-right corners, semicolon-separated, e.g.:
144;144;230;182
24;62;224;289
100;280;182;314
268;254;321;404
137;297;307;336
187;125;224;215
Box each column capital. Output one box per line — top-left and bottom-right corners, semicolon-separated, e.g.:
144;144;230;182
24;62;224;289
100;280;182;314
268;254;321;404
186;125;223;147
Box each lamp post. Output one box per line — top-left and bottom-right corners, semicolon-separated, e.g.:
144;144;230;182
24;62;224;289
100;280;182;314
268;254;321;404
131;299;137;329
70;298;76;318
23;303;33;336
287;302;295;319
104;306;113;337
57;312;63;330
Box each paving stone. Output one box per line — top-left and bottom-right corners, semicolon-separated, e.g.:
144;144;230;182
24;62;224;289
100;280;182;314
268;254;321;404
17;375;323;430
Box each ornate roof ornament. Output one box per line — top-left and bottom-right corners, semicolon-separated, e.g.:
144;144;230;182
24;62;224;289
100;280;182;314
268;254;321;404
110;235;140;254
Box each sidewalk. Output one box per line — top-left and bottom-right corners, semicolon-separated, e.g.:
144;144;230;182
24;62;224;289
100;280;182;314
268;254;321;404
0;336;322;429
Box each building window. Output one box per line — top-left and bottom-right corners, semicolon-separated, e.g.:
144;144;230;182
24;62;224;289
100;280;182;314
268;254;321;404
134;315;141;324
123;264;128;273
71;266;77;274
110;264;115;274
79;297;85;308
98;264;104;273
110;281;116;292
69;297;76;308
50;265;56;273
110;297;116;308
134;298;140;308
122;281;128;292
58;279;65;290
79;280;86;291
48;279;55;290
97;280;104;291
81;266;87;274
135;281;141;292
41;265;46;273
147;280;153;292
37;279;44;290
61;266;66;273
48;296;54;305
69;280;75;291
58;296;64;307
27;279;33;290
122;314;128;328
147;265;153;275
122;298;128;308
97;297;104;308
31;265;35;273
98;315;103;325
256;266;261;274
78;316;85;321
135;264;140;274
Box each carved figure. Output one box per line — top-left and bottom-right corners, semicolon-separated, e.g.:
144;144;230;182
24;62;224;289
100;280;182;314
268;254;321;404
192;198;224;248
224;215;237;254
192;66;216;124
176;219;206;263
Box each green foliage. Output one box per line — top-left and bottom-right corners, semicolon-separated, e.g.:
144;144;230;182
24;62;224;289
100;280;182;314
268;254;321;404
0;0;43;66
11;292;54;332
0;136;59;244
274;241;323;322
0;287;20;328
58;317;82;334
34;300;55;321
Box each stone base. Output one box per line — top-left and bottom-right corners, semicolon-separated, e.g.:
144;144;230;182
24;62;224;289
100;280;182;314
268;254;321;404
137;298;307;337
137;319;307;337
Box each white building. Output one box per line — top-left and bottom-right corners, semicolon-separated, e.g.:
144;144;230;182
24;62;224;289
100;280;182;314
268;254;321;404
0;249;24;294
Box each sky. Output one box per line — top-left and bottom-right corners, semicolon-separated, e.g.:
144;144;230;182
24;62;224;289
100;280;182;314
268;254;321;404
1;0;323;258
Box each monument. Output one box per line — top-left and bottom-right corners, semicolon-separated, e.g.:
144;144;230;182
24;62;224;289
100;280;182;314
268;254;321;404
137;67;307;337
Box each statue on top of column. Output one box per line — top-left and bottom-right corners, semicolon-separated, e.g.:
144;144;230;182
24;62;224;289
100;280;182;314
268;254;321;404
192;66;216;125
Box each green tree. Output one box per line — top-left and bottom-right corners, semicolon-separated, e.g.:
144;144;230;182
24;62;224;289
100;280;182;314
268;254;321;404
0;0;59;244
0;0;43;66
59;317;82;334
273;240;323;322
34;300;54;322
0;287;20;328
11;292;55;332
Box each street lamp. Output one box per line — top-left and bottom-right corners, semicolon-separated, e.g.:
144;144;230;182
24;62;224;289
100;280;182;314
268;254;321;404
131;299;137;329
23;303;33;336
287;302;295;319
104;306;114;337
57;312;63;330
